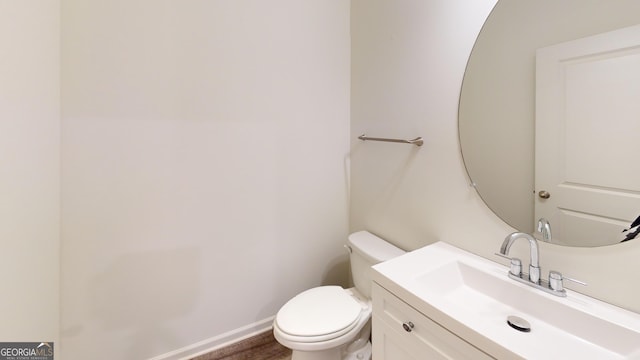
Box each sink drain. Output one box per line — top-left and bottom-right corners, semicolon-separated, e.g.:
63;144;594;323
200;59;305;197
507;315;531;332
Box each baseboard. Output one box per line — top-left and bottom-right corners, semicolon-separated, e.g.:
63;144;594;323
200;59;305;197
148;316;276;360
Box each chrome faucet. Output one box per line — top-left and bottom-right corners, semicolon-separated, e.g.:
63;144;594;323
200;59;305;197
536;218;552;242
498;231;587;297
500;232;540;283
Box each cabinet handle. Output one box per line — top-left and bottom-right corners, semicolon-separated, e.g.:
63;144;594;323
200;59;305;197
402;321;414;332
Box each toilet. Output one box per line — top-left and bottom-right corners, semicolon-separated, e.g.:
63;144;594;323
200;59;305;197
273;231;405;360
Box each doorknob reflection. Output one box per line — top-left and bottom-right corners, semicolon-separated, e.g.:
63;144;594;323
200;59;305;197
538;190;551;199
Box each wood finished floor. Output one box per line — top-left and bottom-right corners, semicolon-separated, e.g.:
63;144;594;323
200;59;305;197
190;330;291;360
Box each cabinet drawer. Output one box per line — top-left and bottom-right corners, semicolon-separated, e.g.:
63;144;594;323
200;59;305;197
372;283;493;360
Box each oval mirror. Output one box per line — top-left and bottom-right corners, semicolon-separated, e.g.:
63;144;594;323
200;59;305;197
459;0;640;247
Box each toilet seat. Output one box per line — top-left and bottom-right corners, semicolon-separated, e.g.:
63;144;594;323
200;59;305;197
275;286;365;343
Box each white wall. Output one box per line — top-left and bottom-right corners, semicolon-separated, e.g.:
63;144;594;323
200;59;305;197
351;0;640;314
0;0;60;345
60;1;350;359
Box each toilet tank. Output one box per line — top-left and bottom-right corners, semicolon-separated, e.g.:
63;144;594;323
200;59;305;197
347;231;405;298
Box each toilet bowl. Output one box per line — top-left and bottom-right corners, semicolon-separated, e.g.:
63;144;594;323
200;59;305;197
273;287;372;360
273;231;405;360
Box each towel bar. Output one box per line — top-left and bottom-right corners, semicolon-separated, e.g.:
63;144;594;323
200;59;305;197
358;134;423;147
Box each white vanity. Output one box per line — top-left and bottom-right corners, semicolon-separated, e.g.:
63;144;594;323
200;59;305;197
371;242;640;359
371;281;493;359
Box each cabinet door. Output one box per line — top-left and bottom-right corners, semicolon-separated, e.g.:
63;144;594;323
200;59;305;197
372;283;493;360
373;315;446;360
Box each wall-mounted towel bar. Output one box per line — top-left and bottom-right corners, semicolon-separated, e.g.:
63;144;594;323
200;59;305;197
358;134;423;147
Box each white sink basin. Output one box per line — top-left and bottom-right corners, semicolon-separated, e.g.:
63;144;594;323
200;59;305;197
372;242;640;359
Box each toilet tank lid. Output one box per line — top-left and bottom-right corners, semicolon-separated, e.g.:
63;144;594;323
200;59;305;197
347;231;405;263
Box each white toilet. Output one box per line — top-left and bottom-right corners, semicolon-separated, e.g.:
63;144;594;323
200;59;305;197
273;231;405;360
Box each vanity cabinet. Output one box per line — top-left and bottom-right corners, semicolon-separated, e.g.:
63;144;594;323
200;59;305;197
372;283;493;360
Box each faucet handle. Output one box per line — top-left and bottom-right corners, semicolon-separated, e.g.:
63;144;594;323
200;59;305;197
509;258;523;277
495;253;522;276
549;270;587;292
